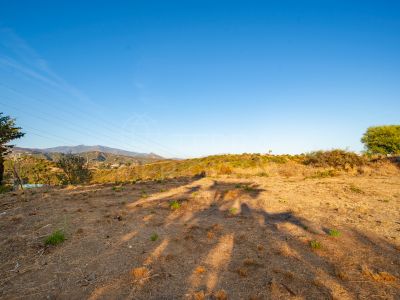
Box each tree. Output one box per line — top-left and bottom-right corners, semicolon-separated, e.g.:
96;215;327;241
361;125;400;155
56;153;91;184
0;113;25;185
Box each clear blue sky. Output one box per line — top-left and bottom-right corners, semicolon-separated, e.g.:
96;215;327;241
1;1;399;158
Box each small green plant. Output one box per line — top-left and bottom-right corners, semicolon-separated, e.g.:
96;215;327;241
0;185;12;194
169;200;181;210
45;230;65;246
141;190;148;198
112;186;124;192
235;184;242;189
242;185;256;192
150;233;159;241
328;229;341;237
310;240;322;249
229;207;238;215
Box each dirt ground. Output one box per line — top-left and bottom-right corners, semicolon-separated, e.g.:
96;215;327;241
1;174;400;299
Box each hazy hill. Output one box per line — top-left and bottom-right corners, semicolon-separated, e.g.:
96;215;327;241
14;145;163;159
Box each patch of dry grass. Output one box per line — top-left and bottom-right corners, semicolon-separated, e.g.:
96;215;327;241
362;265;397;282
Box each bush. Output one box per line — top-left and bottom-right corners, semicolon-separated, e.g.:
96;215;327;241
303;150;365;169
0;184;12;194
361;125;400;155
45;230;65;246
56;153;91;184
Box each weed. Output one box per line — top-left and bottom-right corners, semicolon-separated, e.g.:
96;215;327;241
309;169;337;179
310;240;322;249
229;207;238;215
150;232;159;241
242;185;255;192
169;200;181;210
112;186;124;192
328;229;341;237
45;230;65;246
0;185;13;194
349;184;363;194
141;190;148;198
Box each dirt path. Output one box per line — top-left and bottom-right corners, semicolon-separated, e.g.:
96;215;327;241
1;175;400;299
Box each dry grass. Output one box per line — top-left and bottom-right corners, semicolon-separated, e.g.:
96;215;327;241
212;289;228;300
362;265;397;282
131;267;150;281
194;266;206;274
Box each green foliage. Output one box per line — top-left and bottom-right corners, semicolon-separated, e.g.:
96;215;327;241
150;232;159;241
328;229;341;237
229;207;238;215
0;184;12;194
242;185;256;192
0;113;25;185
45;230;65;246
310;240;322;249
56;153;91;184
303;150;365;169
169;200;181;210
361;125;400;155
112;186;124;192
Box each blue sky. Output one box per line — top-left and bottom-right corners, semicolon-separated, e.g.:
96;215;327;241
0;1;399;158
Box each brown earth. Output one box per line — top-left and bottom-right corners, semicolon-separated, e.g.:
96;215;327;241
1;174;400;299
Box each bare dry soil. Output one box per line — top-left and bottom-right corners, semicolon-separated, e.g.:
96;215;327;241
1;175;400;299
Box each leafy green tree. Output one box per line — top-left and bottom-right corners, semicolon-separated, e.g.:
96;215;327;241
0;113;25;185
56;153;91;184
361;125;400;155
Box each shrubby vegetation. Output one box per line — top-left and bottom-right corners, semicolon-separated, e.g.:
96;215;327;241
56;153;92;184
302;149;366;169
1;119;399;188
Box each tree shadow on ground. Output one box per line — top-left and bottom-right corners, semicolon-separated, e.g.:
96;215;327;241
2;177;399;299
86;178;400;299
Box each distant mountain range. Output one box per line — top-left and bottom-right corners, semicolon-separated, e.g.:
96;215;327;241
14;145;163;159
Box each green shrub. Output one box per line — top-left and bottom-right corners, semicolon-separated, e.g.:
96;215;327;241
45;230;65;246
229;207;238;215
303;150;365;169
361;125;400;155
310;240;322;249
328;229;341;237
112;186;124;192
0;185;12;194
169;200;181;210
150;233;159;241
